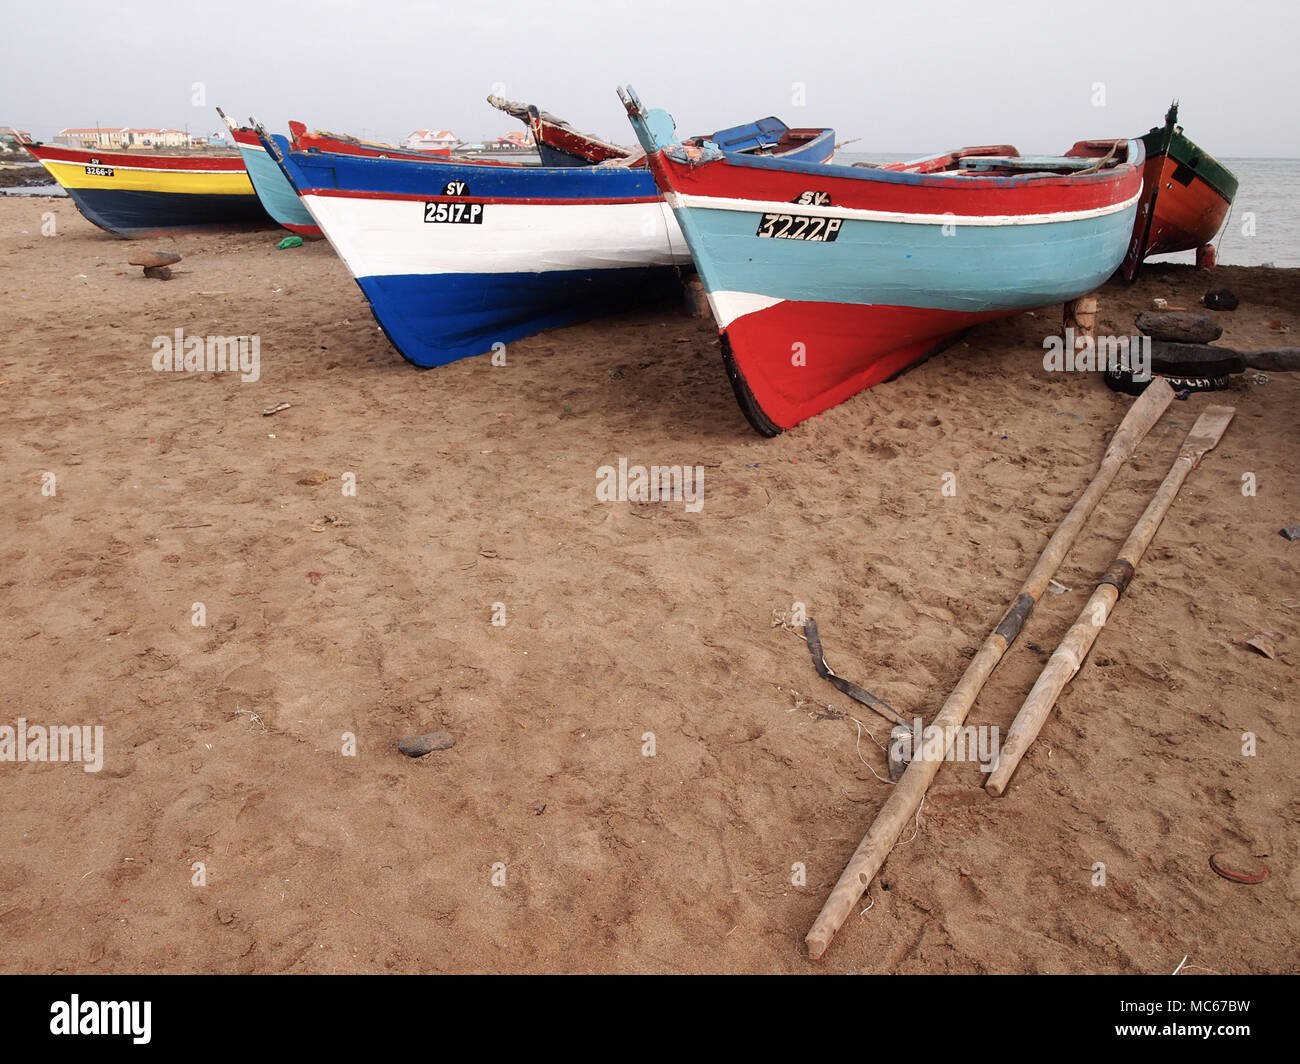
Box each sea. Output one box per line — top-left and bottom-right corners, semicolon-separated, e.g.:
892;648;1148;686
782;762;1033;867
6;155;1297;268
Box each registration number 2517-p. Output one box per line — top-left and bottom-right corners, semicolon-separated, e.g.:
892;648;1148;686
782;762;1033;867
755;213;841;241
424;202;484;224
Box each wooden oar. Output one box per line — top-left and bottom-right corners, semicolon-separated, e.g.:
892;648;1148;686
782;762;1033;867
985;404;1234;797
803;378;1174;960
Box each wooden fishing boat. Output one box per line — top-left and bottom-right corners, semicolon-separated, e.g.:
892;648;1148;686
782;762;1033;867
1115;102;1238;282
22;141;269;237
490;96;626;165
488;94;836;168
621;86;1143;435
260;108;835;369
218;110;321;237
287;122;454;160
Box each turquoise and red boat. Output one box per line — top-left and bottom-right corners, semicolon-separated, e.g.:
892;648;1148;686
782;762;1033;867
621;87;1144;435
218;110;321;237
1115;102;1238;282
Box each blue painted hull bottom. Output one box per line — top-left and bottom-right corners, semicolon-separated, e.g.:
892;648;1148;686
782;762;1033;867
356;266;684;367
64;187;271;236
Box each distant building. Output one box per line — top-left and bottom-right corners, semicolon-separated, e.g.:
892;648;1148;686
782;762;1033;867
143;128;192;148
54;127;122;148
473;130;536;153
53;127;196;149
404;129;458;151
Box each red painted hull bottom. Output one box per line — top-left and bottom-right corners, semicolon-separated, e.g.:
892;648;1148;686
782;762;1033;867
282;220;324;239
720;300;1015;434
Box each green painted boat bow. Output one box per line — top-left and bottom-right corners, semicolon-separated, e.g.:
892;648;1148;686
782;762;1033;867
1141;102;1239;204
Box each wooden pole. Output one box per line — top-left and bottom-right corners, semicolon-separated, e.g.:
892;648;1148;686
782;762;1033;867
985;404;1234;796
803;378;1175;960
1064;294;1099;350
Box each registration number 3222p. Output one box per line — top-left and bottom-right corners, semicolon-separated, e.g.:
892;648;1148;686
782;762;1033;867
424;202;484;224
755;213;842;242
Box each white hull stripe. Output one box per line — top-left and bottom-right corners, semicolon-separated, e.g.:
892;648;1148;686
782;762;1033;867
707;291;782;329
300;192;691;277
665;190;1141;227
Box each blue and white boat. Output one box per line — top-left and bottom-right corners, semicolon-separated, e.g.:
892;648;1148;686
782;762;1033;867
261;110;836;368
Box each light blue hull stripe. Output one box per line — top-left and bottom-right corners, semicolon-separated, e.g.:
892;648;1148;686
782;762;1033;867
675;204;1138;312
236;136;317;231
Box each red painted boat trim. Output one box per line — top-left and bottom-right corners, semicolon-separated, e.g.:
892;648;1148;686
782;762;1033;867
537;121;629;164
658;151;1139;217
24;143;247;171
298;187;663;207
288;121;452;161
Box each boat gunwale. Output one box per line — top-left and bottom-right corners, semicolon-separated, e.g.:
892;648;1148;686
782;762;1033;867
707;137;1144;192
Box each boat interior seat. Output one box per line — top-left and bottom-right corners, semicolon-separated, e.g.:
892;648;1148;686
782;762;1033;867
959;156;1102;172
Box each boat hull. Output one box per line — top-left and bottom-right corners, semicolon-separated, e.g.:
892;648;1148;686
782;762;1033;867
228;128;321;237
357;266;684;366
623;89;1142;433
1118;112;1238;282
692;192;1137;431
273;148;692;366
24;144;268;236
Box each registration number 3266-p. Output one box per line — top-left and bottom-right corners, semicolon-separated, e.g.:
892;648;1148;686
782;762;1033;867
424;202;484;224
755;213;842;242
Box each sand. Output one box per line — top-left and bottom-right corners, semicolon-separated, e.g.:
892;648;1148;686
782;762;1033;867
1;197;1296;974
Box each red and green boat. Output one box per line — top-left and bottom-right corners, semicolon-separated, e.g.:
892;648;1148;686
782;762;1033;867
1117;102;1238;282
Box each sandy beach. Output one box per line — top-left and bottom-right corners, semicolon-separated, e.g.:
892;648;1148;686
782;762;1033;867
1;195;1296;974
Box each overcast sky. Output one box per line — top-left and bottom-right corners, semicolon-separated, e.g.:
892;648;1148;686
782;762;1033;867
4;0;1296;155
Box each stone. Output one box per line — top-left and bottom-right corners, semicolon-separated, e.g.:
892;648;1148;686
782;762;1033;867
128;250;182;268
1134;310;1222;344
397;731;455;757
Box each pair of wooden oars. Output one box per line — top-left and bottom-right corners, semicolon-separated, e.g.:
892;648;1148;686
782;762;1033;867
805;379;1235;960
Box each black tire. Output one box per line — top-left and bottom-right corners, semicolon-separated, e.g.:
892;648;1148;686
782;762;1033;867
1104;367;1232;395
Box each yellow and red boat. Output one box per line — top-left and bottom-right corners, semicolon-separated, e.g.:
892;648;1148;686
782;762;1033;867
1116;103;1238;282
22;140;270;237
